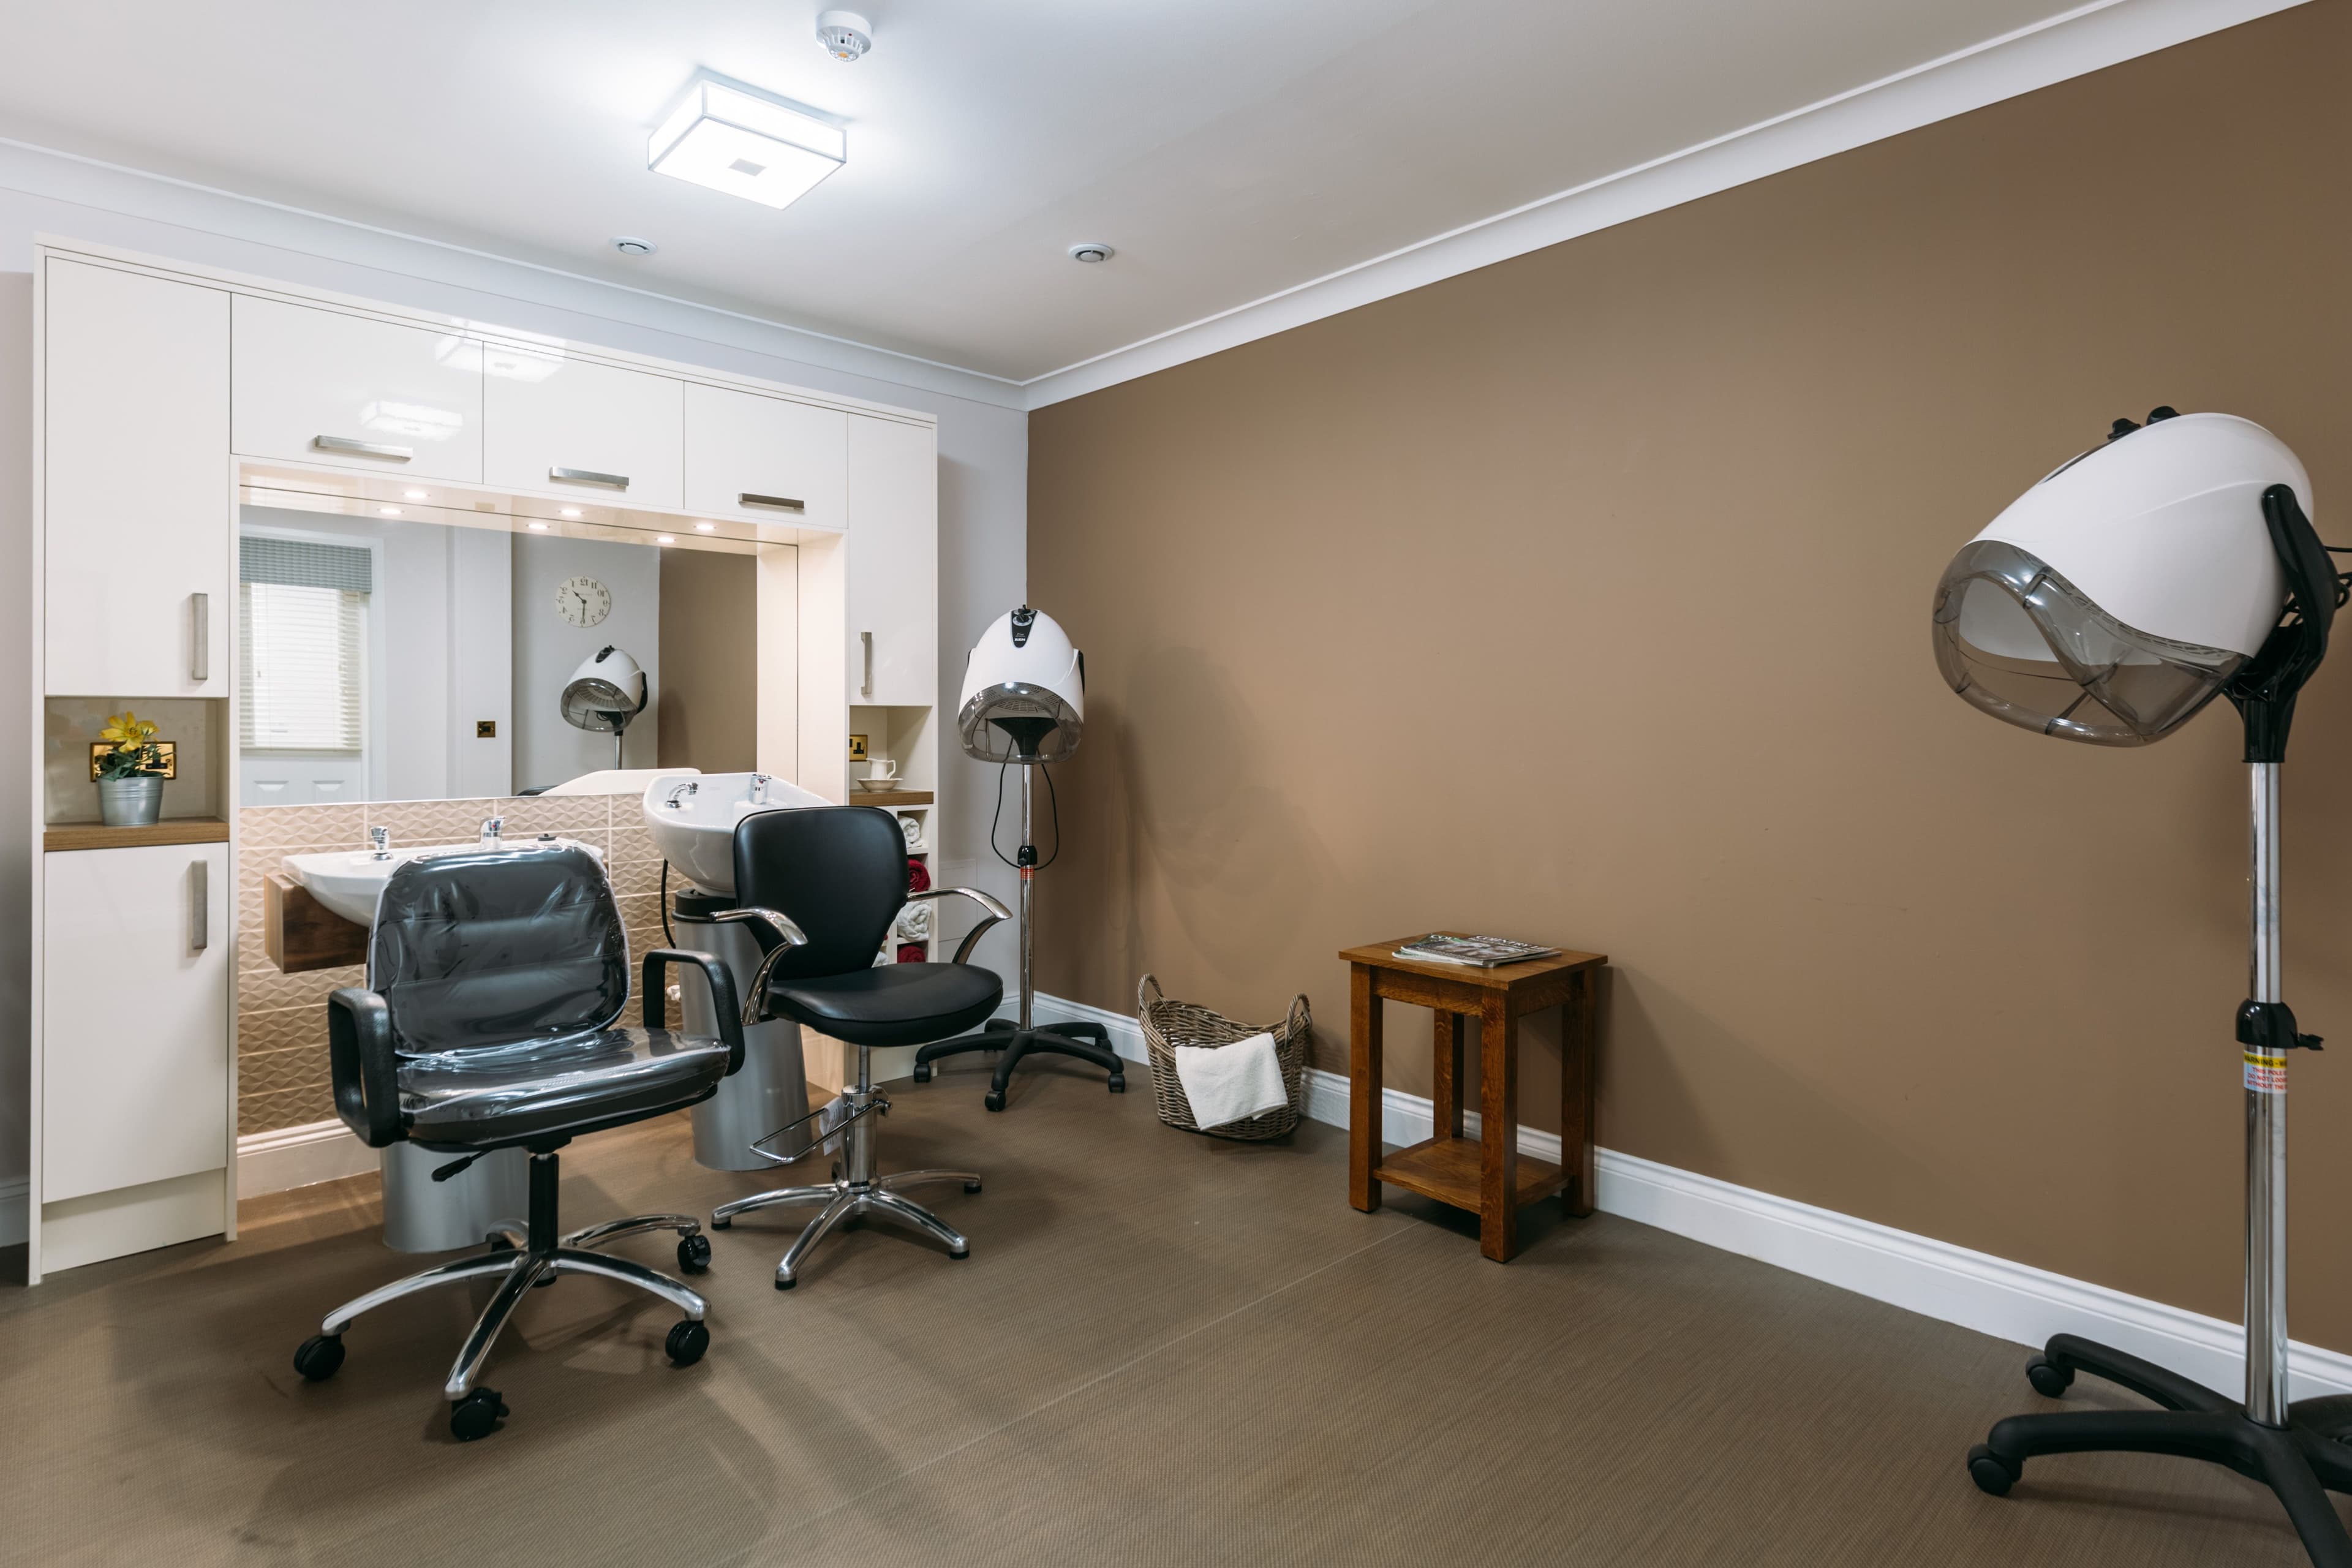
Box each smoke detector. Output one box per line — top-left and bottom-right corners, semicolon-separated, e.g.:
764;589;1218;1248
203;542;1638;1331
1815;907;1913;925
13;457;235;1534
816;11;872;61
1068;242;1115;265
609;236;658;257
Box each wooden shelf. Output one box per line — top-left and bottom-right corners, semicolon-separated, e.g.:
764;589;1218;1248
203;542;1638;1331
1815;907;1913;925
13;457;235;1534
1374;1135;1566;1212
850;790;933;806
44;817;230;853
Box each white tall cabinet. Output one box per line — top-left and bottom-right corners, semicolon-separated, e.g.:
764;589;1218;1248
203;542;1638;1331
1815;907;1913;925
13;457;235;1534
26;236;941;1281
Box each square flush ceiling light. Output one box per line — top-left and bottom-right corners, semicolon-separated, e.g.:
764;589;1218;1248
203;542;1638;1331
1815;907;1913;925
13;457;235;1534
649;72;845;209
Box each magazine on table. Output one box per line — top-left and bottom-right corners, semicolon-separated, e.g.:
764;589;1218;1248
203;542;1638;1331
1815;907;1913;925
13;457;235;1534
1393;933;1559;968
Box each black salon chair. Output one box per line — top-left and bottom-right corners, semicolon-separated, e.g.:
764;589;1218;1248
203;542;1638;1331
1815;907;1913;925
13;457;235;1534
709;805;1011;1288
288;842;744;1442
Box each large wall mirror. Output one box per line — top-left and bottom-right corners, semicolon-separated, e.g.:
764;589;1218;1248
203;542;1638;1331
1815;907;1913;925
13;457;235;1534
237;500;774;804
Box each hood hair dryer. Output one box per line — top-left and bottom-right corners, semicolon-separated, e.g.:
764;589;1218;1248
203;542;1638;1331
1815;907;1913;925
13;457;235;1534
560;645;647;770
1942;409;2352;1566
913;606;1124;1109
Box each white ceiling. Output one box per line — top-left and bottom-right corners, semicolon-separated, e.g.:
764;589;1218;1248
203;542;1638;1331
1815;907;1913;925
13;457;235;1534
0;1;2150;384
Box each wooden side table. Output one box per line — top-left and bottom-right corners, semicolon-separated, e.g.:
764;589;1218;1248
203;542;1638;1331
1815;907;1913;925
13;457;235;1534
1341;935;1607;1262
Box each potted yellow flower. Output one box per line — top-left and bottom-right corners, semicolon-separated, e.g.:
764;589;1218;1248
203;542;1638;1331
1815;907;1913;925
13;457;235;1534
96;711;168;826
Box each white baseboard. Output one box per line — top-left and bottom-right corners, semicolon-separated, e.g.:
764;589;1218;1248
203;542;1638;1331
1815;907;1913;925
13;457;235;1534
1025;989;2352;1400
236;1119;375;1199
0;1176;26;1248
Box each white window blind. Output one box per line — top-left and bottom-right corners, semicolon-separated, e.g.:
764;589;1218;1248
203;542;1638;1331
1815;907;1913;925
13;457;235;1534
239;538;369;752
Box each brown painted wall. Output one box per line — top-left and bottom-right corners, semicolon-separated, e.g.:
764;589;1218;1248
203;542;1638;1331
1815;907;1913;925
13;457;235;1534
1029;3;2352;1344
657;547;757;774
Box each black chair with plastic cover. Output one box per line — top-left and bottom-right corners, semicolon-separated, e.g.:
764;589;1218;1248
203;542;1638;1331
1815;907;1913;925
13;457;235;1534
288;842;745;1442
708;805;1011;1288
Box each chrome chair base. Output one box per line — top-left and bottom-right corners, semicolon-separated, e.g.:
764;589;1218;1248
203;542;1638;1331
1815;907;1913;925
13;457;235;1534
713;1168;981;1287
293;1150;714;1441
316;1219;709;1398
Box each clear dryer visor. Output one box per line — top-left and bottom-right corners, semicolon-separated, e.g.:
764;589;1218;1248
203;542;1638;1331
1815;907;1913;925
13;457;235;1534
561;677;643;732
1931;539;2245;746
958;682;1082;763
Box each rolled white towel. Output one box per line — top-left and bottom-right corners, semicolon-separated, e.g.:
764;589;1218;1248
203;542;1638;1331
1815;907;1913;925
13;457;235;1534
1171;1031;1287;1129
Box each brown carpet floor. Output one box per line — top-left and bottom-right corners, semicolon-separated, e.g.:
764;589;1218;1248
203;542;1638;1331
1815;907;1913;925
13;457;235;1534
0;1057;2331;1566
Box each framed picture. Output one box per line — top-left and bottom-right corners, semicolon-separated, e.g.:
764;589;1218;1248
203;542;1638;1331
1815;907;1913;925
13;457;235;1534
89;740;177;781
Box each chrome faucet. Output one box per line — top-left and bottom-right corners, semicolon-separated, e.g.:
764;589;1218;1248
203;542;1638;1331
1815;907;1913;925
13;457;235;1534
750;772;771;805
368;826;391;861
480;815;504;846
663;780;699;809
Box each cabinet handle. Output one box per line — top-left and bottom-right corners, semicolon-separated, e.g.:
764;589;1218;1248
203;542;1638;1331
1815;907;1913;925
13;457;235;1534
190;859;209;951
739;492;805;513
312;435;413;461
190;592;209;682
861;631;873;698
550;466;629;490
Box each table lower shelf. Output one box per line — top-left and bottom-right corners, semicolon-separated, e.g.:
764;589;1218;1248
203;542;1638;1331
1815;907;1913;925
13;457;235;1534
1374;1135;1565;1211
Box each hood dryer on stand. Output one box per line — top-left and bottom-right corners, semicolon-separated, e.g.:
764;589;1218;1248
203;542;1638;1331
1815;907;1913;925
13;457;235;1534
1943;410;2352;1568
912;606;1126;1109
560;645;647;771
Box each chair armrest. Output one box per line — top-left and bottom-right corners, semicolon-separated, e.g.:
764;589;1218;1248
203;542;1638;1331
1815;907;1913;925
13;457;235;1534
710;908;810;1028
326;987;402;1149
643;948;746;1075
710;906;810;948
907;886;1012;966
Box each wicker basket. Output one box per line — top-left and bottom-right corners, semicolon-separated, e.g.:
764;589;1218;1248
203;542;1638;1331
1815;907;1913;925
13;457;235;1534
1137;974;1313;1140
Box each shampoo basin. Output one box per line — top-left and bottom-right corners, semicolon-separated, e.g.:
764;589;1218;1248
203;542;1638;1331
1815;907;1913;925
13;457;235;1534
283;838;605;927
642;771;831;894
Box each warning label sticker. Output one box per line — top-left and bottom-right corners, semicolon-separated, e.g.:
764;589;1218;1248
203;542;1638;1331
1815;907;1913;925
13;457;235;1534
2245;1051;2289;1095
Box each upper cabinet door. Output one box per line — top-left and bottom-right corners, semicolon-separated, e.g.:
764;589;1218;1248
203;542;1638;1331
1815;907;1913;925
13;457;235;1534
231;296;484;483
483;350;683;510
682;383;848;531
44;260;230;697
845;415;937;707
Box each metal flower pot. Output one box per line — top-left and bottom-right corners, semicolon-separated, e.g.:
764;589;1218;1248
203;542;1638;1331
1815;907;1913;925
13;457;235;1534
96;775;164;827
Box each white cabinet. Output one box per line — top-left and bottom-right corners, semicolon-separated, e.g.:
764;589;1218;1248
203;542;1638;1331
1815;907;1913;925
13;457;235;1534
42;844;232;1203
683;383;848;530
43;260;230;696
231;296;484;483
484;351;683;510
846;417;937;706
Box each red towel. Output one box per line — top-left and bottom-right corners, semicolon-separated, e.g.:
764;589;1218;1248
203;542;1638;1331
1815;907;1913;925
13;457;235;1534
897;943;926;964
905;858;932;894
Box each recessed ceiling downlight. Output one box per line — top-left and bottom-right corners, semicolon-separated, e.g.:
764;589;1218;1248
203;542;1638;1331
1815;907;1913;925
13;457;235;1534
649;70;846;210
610;236;658;257
1068;243;1115;264
816;11;872;61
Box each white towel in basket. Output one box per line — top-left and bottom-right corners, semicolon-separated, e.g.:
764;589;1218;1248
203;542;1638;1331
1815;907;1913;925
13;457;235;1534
1172;1031;1287;1129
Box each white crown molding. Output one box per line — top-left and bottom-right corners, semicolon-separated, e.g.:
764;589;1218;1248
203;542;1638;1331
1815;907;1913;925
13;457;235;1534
0;135;1027;411
1016;986;2352;1400
1019;0;2310;409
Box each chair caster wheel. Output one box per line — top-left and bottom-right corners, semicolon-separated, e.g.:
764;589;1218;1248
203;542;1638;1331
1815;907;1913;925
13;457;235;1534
292;1333;345;1382
912;1063;932;1083
984;1090;1005;1112
710;1215;730;1229
450;1387;508;1442
677;1234;712;1274
2025;1356;2073;1398
963;1180;982;1194
1108;1076;1126;1093
1966;1444;2018;1496
665;1319;709;1366
774;1276;796;1291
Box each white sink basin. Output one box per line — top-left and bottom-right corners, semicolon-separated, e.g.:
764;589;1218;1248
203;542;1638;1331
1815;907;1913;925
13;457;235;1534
642;771;831;894
283;839;605;927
